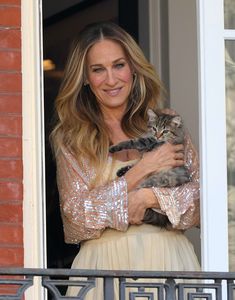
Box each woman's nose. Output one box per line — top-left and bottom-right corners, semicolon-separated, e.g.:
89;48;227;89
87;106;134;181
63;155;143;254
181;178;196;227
106;69;117;85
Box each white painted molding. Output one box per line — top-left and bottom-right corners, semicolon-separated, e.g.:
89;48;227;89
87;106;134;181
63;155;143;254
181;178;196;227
22;0;47;298
197;0;229;271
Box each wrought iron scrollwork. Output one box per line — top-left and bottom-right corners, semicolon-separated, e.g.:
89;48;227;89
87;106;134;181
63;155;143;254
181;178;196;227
0;276;33;300
0;268;234;299
42;276;96;299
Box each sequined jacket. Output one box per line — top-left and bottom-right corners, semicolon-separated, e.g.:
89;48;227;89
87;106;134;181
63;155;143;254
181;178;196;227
56;133;200;244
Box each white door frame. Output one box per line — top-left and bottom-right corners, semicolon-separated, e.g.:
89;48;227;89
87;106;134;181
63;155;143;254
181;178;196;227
22;0;47;299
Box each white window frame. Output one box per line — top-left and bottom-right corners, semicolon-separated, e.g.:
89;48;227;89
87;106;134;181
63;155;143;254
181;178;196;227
197;0;229;271
21;0;232;298
22;0;46;299
223;4;235;273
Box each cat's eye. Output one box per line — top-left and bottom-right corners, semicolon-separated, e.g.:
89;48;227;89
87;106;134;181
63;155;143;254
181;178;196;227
152;127;157;132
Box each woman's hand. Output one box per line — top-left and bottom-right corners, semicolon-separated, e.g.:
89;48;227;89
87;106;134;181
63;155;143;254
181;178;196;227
140;142;184;174
125;142;184;192
128;188;160;225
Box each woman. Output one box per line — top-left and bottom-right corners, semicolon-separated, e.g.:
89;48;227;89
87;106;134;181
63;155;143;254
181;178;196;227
51;21;200;299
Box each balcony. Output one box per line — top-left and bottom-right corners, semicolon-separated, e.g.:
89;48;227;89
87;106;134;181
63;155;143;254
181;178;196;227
0;268;235;299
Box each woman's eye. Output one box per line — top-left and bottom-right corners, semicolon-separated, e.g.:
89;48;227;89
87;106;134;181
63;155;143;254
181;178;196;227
92;67;104;73
115;63;125;69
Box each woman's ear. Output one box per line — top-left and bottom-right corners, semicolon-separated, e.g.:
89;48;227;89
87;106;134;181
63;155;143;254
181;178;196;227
83;77;89;86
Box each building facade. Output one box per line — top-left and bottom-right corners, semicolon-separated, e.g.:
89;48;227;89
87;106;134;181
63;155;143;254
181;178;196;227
0;0;234;299
0;0;23;268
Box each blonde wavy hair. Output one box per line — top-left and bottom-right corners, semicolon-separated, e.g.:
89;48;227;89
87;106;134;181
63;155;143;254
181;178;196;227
51;21;164;185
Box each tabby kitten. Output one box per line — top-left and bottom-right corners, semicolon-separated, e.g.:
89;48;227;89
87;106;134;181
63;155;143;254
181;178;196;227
109;109;190;227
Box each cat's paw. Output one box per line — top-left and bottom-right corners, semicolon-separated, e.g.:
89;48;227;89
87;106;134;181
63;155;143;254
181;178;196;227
116;165;132;177
109;145;117;153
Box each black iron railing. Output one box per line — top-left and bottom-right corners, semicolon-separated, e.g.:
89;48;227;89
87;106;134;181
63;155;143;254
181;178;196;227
0;268;234;299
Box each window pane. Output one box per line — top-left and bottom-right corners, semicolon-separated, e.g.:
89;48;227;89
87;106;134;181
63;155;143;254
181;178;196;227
224;0;235;29
225;41;235;271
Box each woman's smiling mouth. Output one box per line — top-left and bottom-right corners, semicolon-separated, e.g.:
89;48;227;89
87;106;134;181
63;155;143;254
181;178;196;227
104;87;122;96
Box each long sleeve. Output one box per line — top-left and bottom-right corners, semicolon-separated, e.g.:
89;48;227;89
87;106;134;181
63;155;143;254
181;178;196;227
56;146;129;244
152;132;200;230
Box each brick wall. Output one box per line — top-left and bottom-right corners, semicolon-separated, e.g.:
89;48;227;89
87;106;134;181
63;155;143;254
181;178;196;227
0;0;23;267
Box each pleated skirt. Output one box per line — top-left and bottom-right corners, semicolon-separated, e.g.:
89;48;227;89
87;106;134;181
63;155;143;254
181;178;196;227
67;224;200;299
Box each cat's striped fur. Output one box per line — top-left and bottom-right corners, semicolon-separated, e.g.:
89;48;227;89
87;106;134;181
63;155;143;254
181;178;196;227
109;109;190;227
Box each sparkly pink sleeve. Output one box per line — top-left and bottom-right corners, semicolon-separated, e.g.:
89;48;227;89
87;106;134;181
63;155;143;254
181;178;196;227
152;132;200;230
56;146;128;244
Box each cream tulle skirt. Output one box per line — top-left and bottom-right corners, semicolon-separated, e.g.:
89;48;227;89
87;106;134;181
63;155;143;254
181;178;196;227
66;224;200;299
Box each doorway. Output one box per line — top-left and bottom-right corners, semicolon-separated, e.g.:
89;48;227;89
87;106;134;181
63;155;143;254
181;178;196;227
42;0;201;275
43;0;140;271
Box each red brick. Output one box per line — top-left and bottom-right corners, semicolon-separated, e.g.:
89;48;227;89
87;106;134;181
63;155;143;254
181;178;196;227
0;159;22;178
0;286;18;296
0;286;16;296
0;51;21;70
0;73;21;93
0;224;22;244
0;204;22;222
0;7;20;27
0;137;22;157
0;181;22;200
0;247;23;266
0;0;20;4
0;275;23;297
0;115;22;136
0;94;21;113
0;29;21;49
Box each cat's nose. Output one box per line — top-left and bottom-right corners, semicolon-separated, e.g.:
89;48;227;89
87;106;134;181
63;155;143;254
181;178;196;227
156;133;162;139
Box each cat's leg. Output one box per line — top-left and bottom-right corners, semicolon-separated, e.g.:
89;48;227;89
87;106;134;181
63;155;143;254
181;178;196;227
109;137;163;153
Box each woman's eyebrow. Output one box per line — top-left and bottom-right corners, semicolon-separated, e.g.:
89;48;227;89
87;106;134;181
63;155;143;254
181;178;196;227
89;57;127;68
113;57;126;63
89;63;103;68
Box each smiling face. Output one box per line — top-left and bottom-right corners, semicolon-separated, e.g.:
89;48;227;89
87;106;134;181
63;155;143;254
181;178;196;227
86;39;133;118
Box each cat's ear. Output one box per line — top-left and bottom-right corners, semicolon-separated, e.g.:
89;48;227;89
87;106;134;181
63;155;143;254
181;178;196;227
147;109;157;121
171;115;182;127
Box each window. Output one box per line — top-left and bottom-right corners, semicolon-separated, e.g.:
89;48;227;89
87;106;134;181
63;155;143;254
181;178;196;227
224;0;235;271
